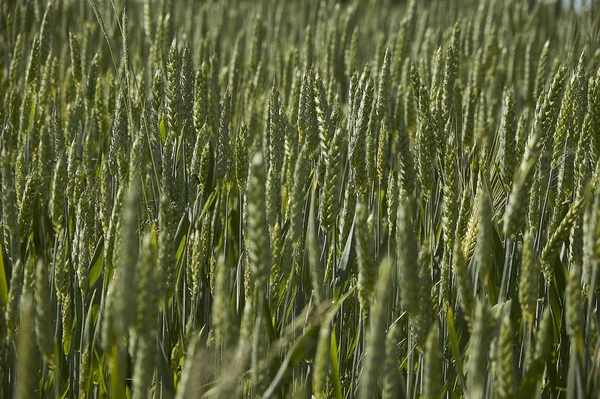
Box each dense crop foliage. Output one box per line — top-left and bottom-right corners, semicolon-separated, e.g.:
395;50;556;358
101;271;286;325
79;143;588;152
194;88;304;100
2;0;600;397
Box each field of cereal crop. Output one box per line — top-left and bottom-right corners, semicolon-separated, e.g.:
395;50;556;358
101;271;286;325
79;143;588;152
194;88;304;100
1;0;600;397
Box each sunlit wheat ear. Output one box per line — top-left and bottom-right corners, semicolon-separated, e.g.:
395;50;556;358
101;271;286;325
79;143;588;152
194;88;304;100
359;257;393;399
519;230;540;325
386;171;397;235
175;334;205;399
382;322;405;399
574;77;596;191
313;70;333;166
376;47;392;127
541;197;585;281
1;149;19;261
102;181;139;350
534;307;553;363
396;195;419;318
298;71;319;155
392;0;416;86
499;87;516;190
537;64;568;185
15;290;39;399
474;184;493;281
247;152;271;288
493;309;516;399
339;177;357;247
180;44;194;151
215;91;232;184
550;72;576;173
24;33;40;91
313;321;331;398
34;259;55;367
423;325;442;399
504;100;545;238
441;22;459;133
132;232;159;399
431;48;444;134
453;238;474;325
265;86;284;229
534;40;550;101
413;248;434;348
8;34;23;92
566;265;584;341
376;119;388;185
441;117;458;304
68;32;82;89
214;253;235;350
468;301;494;399
166;39;182;139
345;28;358;80
461;48;481;148
74;195;91;294
349;66;373;195
5;258;24;343
320;127;343;231
416;82;435;198
355;199;375;317
289;145;309;249
396;103;416;195
307;183;324;303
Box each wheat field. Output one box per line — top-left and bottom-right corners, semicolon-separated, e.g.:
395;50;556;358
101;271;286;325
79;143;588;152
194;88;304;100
1;0;600;398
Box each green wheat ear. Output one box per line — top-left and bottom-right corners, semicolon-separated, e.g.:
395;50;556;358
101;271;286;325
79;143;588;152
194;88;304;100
423;324;442;399
519;230;540;325
453;238;474;326
247;152;271;288
320;127;343;232
289;144;309;249
132;231;160;399
15;289;39;399
397;195;419;318
355;198;375;317
566;265;584;341
493;309;517;399
499;87;516;190
359;257;393;399
474;182;493;282
307;182;324;303
382;322;406;399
